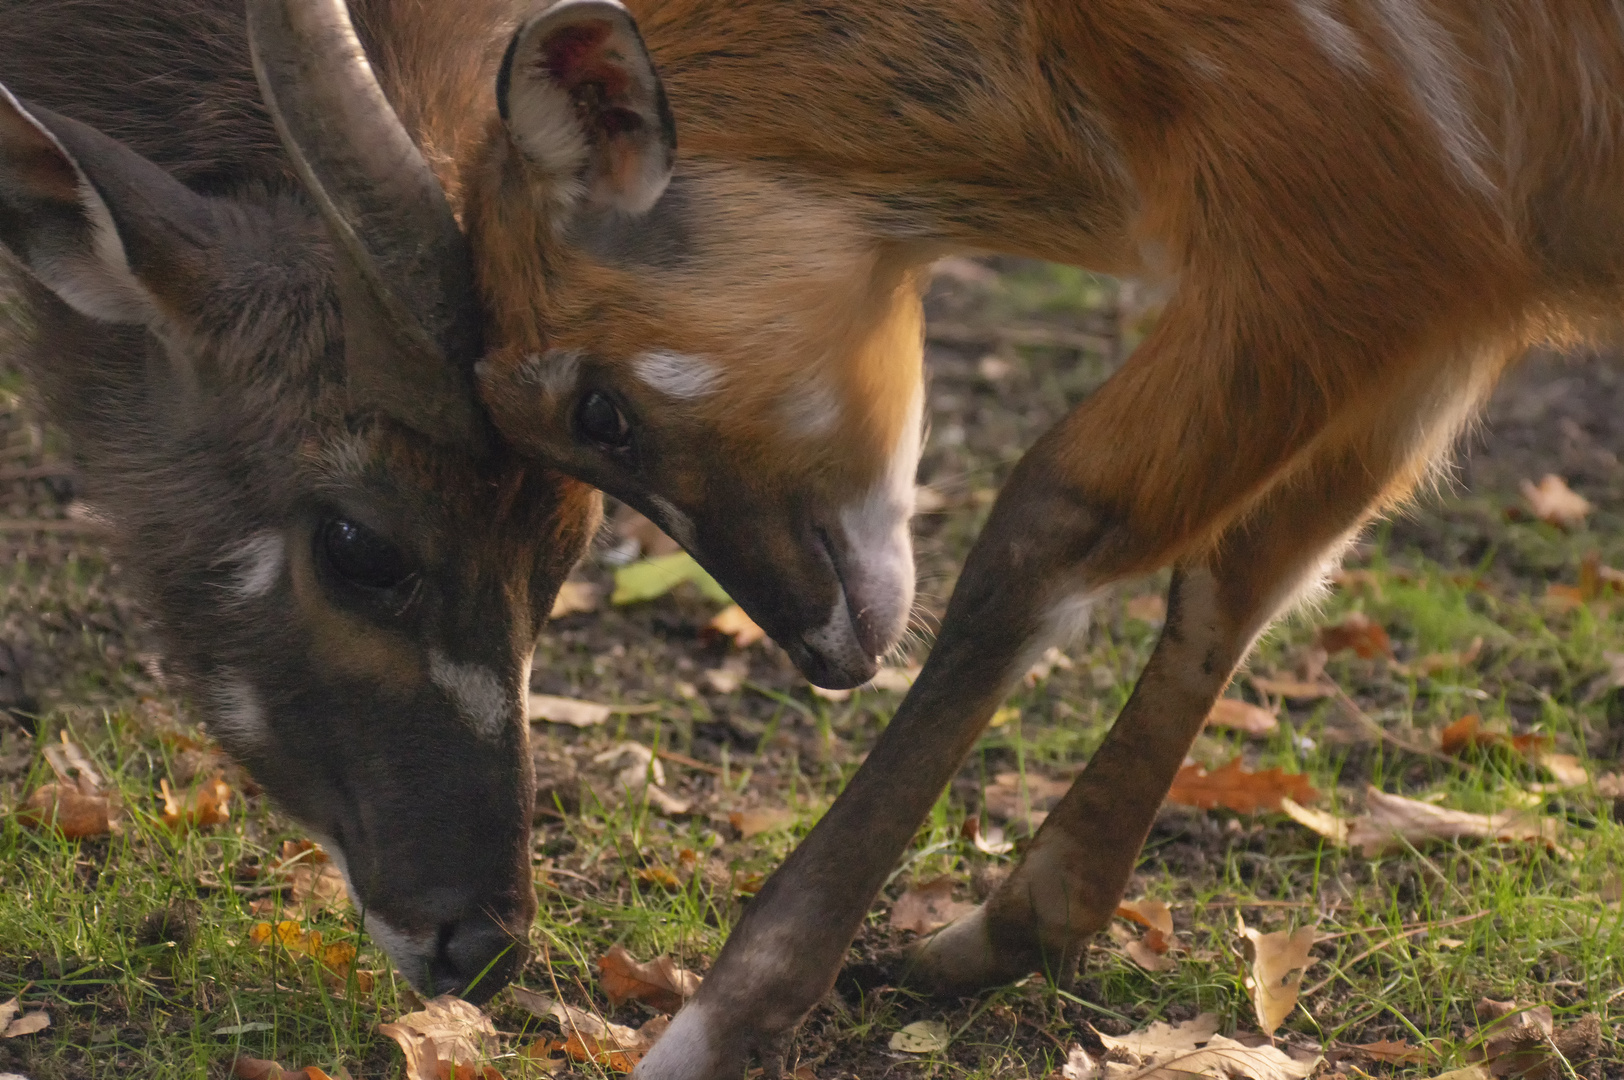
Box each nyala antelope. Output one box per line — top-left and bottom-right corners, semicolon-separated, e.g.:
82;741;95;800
453;1;1624;1076
0;0;598;1001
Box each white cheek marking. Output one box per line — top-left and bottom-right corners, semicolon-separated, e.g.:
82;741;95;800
782;381;841;438
222;531;285;601
208;673;269;750
517;348;582;399
429;650;510;740
646;495;697;551
1295;0;1371;73
634;349;720;400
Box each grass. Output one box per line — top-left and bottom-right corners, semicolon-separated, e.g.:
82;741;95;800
3;261;1624;1078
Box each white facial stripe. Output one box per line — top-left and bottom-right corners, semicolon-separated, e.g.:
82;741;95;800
634;349;720;400
222;531;285;601
646;495;697;551
208;673;269;750
429;650;509;739
517;348;582;399
362;910;432;986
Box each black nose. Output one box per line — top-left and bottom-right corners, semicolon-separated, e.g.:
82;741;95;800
427;915;527;1003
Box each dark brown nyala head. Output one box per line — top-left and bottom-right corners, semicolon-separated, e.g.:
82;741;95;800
0;0;598;1002
468;0;925;690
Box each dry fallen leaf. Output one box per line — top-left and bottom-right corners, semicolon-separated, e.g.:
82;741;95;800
1466;1000;1600;1080
1280;798;1350;846
528;695;611;727
377;995;500;1080
1349;786;1565;856
249;921;360;982
550;580;601;619
16;782;117;839
1521;474;1591;529
230;1057;348;1080
1238;917;1317;1035
728;806;796;838
1165;758;1318;814
1317;612;1393;659
43;731;103;790
1394;637;1485;678
0;997;48;1039
1113;899;1178;972
707;604;765;648
595;743;690;815
160;772;232;830
1092;1013;1319;1080
515;994;653;1073
703;656;750;694
1439;714;1552;759
889;1019;950;1054
1331;568;1384;599
1347;1039;1429;1065
597;945;701;1014
1025;646;1074;684
1205;699;1278;737
891;878;977;935
982;770;1071;828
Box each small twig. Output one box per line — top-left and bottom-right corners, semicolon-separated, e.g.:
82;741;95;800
1302;909;1489;997
655;747;724;776
1333;685;1482;772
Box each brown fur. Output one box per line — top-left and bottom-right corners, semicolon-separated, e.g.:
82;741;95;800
452;3;1624;1074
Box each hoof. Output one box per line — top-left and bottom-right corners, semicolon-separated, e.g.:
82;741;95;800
898;904;1087;997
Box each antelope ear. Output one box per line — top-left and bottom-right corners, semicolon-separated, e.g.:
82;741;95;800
499;0;675;216
0;84;212;327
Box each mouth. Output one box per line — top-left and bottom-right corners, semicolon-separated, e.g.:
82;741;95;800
778;527;882;691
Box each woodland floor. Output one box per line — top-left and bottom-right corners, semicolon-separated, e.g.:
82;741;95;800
0;260;1621;1079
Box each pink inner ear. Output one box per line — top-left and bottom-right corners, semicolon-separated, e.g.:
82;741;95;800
543;22;632;101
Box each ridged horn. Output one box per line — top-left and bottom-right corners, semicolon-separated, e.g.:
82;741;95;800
246;0;487;448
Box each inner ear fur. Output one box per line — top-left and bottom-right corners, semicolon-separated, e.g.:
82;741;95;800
499;0;675;216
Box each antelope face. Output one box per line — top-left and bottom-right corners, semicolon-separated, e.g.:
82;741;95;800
471;2;926;689
0;0;603;1003
156;425;597;1002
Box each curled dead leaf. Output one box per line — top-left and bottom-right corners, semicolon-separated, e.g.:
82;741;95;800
728;806;796;838
707;604;765;648
1093;1013;1318;1080
1238;917;1317;1035
1520;474;1591;529
1250;675;1335;700
597;945;701;1014
1165;757;1318;814
0;998;48;1039
550;580;601;619
377;995;500;1080
1350;786;1566;857
159;772;232;830
891;878;977;935
16;782;117;838
1205;698;1279;737
1317;612;1393;659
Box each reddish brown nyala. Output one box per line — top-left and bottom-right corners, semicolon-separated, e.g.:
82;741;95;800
0;0;597;1001
447;1;1624;1075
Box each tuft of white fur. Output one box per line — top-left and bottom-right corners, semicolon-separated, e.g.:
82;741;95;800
782;380;842;437
220;531;285;601
634;350;721;400
208;672;269;750
429;650;510;740
516;348;582;399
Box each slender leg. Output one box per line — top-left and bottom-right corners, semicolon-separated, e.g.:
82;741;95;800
632;324;1514;1079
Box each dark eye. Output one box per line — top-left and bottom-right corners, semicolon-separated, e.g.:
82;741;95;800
317;518;412;590
576;391;631;449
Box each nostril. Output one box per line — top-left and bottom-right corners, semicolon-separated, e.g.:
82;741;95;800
428;916;526;1004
